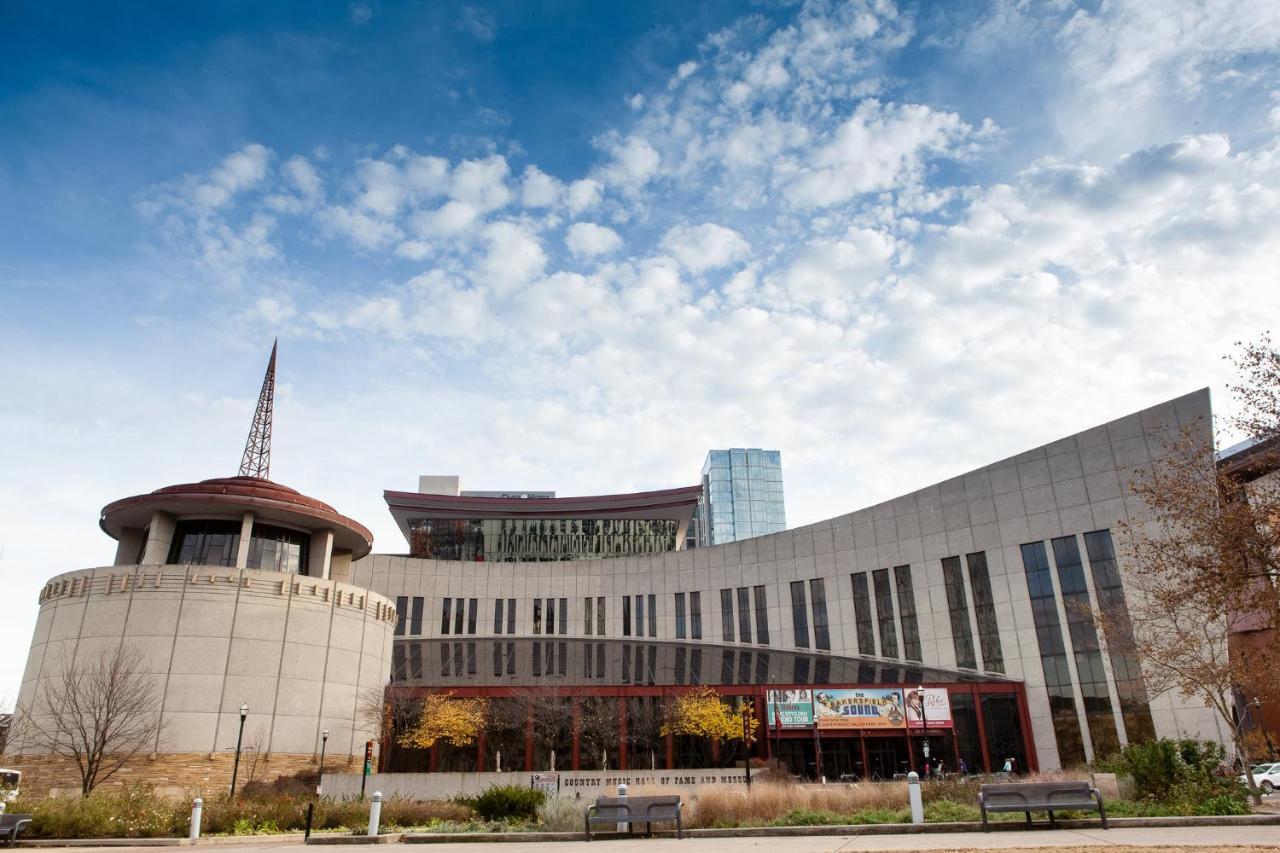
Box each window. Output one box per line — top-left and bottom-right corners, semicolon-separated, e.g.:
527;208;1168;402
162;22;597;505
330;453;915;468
965;552;1004;673
467;598;477;635
1053;534;1119;757
584;597;594;635
872;569;898;658
453;598;464;635
635;595;644;638
790;580;810;648
546;599;555;637
395;596;408;637
596;596;605;636
720;588;735;641
941;557;977;669
409;597;424;636
1021;540;1086;766
851;573;875;655
494;599;505;635
245;523;309;574
647;593;656;638
737;587;752;644
810;578;831;651
533;599;543;635
622;596;632;637
893;566;921;661
690;591;702;640
440;598;452;635
167;520;241;568
559;597;568;635
506;598;516;634
752;585;769;644
675;593;687;639
1084;529;1156;743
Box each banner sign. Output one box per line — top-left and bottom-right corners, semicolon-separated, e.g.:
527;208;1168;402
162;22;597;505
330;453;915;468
905;688;954;730
766;689;814;728
814;688;906;729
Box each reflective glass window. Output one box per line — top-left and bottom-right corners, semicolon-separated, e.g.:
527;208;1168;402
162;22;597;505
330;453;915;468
1021;541;1086;766
872;569;898;658
675;593;687;639
810;578;831;651
737;587;752;643
851;573;875;655
690;591;702;640
168;519;241;568
720;588;734;641
941;557;977;669
965;552;1004;673
1053;535;1119;757
893;565;922;661
790;580;810;648
753;585;769;644
245;523;308;574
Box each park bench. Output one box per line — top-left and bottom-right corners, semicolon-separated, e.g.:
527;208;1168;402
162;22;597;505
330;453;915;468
1;814;33;847
585;794;682;840
978;781;1107;832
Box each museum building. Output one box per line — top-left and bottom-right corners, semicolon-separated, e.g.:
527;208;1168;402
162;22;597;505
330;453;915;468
7;343;1248;793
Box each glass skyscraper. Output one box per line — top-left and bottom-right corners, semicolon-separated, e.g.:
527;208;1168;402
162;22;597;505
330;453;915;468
696;448;786;546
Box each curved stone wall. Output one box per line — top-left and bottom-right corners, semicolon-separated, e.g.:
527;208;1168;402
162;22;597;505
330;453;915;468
11;565;395;793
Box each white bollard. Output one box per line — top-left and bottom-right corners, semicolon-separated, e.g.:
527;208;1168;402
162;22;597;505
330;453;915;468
616;782;628;833
367;791;383;837
907;771;923;825
189;797;203;840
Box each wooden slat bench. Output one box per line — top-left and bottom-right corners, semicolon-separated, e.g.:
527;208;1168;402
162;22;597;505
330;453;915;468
585;795;682;840
978;781;1107;832
0;815;33;848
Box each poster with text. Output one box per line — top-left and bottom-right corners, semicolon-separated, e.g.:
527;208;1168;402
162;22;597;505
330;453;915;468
904;688;954;729
813;688;906;729
766;688;814;728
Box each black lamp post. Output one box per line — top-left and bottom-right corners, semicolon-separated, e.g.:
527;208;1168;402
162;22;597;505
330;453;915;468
742;705;753;789
916;686;930;772
317;729;329;796
230;703;248;797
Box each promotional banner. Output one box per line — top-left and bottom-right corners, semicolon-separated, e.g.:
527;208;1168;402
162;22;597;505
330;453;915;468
813;688;906;729
766;689;814;728
905;688;954;730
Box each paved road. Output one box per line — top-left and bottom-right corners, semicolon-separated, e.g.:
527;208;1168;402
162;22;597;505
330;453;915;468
45;825;1280;853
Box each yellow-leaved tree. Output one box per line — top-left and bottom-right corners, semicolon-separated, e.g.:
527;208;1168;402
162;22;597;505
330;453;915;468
662;686;757;743
399;692;489;748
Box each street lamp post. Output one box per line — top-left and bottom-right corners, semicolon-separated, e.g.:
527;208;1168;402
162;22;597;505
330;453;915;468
230;703;248;797
742;706;753;789
916;686;930;774
317;729;329;796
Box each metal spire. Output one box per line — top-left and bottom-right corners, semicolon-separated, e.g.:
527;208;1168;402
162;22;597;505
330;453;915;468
238;340;277;479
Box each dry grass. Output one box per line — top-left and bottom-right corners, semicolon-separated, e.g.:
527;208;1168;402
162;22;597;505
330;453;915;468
688;782;908;827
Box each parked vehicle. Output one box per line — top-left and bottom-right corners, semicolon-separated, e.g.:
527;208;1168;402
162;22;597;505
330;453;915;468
1241;762;1280;795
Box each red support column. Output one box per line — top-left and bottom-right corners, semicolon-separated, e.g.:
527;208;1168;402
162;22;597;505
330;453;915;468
859;734;870;780
665;731;675;770
524;702;534;772
618;698;628;771
905;729;916;773
1015;684;1038;772
571;699;581;771
476;728;487;773
973;685;992;773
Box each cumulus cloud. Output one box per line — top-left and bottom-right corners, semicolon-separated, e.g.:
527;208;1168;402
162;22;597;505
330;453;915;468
660;223;751;273
477;220;546;292
566;222;623;259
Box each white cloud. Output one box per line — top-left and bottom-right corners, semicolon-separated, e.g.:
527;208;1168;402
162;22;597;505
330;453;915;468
477;220;546;292
450;155;512;211
520;165;563;208
598;135;661;192
318;204;402;250
566;178;603;213
660;223;751;273
566;222;623;259
412;200;479;237
191;144;271;211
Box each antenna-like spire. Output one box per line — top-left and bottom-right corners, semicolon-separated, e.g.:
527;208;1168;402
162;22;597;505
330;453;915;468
238;340;277;479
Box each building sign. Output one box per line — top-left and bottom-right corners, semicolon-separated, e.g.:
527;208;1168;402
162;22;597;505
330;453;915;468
531;772;559;796
766;689;814;728
814;688;906;729
905;688;953;730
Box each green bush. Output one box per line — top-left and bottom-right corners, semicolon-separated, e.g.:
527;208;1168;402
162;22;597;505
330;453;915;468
535;796;586;831
1116;737;1249;815
13;788;187;839
471;785;545;822
924;799;980;822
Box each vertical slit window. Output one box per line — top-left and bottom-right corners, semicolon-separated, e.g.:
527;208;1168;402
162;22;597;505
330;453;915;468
506;598;516;634
596;596;605;636
533;599;543;635
753;585;769;644
493;641;503;677
584;597;593;636
647;593;656;638
546;599;555;638
892;566;921;661
409;597;424;636
395;596;407;637
635;595;644;638
941;557;977;669
790;580;810;648
675;593;687;639
851;573;875;655
1084;529;1155;743
453;598;464;635
965;552;1005;673
690;591;702;640
872;569;898;659
737;587;752;644
1021;540;1086;767
439;643;450;676
467;599;477;635
439;598;451;635
720;588;735;641
595;642;605;678
810;578;830;651
1053;534;1119;758
622;595;631;637
494;599;504;635
559;597;568;635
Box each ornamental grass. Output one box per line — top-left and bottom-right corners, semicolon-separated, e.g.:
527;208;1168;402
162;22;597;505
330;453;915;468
688;781;909;828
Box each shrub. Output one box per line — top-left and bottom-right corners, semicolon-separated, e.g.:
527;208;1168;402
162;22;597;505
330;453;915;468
472;785;545;822
924;799;980;822
536;796;586;831
14;788;187;839
1116;737;1248;814
689;782;908;828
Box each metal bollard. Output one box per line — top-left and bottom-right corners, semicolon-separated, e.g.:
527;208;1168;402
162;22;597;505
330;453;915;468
189;797;203;840
907;772;923;825
367;791;383;836
616;782;628;833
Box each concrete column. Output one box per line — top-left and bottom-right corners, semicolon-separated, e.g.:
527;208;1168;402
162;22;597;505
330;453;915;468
309;528;334;579
114;527;146;566
141;511;177;564
235;511;255;569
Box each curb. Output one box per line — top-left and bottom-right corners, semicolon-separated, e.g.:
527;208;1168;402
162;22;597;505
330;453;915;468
305;836;405;845
18;835;307;848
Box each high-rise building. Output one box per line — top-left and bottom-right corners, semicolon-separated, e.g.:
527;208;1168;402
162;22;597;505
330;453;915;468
695;448;785;546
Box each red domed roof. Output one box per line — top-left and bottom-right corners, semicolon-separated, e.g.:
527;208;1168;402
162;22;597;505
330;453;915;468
101;476;373;558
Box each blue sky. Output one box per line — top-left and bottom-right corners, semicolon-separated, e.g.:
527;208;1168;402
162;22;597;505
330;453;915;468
3;0;1280;703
